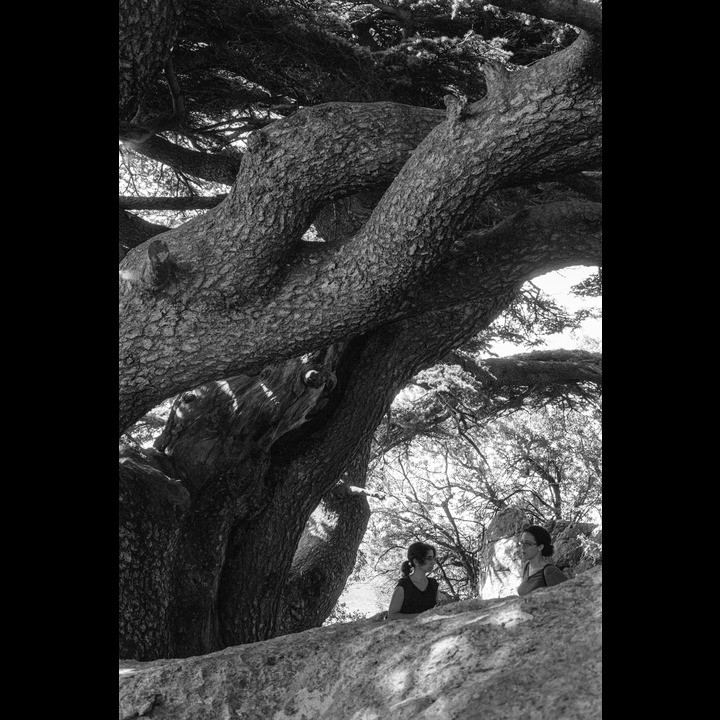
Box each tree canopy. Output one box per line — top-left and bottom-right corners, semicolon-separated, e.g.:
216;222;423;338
119;0;602;661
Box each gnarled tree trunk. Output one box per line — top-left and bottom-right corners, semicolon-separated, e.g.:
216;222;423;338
118;1;602;660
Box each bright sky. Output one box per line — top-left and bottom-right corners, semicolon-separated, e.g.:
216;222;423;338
339;579;389;617
489;265;602;356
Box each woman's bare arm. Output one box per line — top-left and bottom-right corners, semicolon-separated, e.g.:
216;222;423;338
387;586;422;620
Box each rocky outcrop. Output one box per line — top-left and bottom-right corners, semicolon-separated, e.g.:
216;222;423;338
480;507;528;599
119;566;602;719
547;519;602;575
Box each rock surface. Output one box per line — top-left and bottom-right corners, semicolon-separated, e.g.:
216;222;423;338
119;566;601;719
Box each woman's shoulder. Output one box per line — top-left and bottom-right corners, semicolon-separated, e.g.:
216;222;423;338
396;576;412;588
543;564;569;581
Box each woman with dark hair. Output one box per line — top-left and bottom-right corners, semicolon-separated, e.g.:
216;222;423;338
387;542;439;620
517;525;569;597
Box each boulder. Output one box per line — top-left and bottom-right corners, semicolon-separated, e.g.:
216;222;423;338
119;566;601;719
547;520;601;575
480;507;527;599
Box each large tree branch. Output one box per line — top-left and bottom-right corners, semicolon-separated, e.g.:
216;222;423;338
119;0;187;121
401;199;601;318
120;196;599;433
120;134;241;186
119;191;600;432
448;349;602;387
278;439;374;635
119;33;601;432
488;0;602;36
373;347;601;460
247;32;600;299
121;31;598;291
119;209;170;262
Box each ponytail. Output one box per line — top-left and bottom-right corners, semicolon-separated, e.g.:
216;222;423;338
400;541;436;577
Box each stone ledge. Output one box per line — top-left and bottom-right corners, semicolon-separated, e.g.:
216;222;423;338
120;566;601;720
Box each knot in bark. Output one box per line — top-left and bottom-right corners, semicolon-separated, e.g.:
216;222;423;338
443;94;469;124
303;367;336;391
141;239;175;290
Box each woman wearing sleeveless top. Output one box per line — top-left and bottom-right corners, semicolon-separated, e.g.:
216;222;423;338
387;542;439;620
516;525;568;597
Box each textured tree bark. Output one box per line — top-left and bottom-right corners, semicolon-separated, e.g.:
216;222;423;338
277;439;374;635
120;135;241;186
448;350;602;390
119;445;189;660
118;2;602;661
118;298;496;657
119;0;186;122
118;194;601;658
118;209;169;262
157;349;341;656
118;32;601;433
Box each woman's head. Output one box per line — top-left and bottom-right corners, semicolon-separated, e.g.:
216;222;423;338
519;525;554;559
401;542;437;576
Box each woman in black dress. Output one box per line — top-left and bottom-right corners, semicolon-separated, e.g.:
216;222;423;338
387;542;439;620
